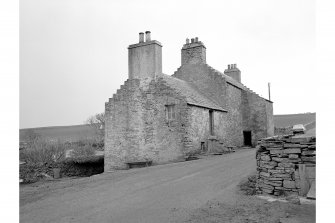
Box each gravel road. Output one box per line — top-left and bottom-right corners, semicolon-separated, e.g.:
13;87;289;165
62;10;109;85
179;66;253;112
20;149;256;223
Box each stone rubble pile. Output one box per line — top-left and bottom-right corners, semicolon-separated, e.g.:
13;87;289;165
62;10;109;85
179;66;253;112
256;134;316;196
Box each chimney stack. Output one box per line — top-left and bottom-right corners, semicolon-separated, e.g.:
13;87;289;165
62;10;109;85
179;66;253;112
224;63;241;82
145;31;151;42
181;36;206;65
128;31;162;80
139;32;144;43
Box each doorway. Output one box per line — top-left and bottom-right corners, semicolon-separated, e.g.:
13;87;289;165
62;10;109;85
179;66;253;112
243;131;252;146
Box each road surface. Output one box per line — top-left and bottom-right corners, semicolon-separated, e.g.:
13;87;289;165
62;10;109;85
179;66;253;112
20;149;256;223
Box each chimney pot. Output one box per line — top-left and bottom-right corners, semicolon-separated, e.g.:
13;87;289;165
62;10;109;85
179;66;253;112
139;32;144;43
228;64;230;69
145;31;151;42
195;37;198;42
186;38;189;44
191;38;195;43
234;64;237;69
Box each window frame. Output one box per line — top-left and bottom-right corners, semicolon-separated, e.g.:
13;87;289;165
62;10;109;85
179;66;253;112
165;104;176;123
209;110;214;135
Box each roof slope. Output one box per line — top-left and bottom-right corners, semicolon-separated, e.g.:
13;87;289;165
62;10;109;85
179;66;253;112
158;74;227;112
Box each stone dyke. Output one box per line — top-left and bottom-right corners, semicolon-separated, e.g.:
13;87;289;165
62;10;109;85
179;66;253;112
274;126;293;136
256;134;316;196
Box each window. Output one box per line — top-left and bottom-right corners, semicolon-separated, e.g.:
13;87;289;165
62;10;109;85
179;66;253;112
166;105;176;121
209;110;214;135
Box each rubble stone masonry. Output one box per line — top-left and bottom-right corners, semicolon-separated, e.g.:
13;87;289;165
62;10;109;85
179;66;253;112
105;78;186;171
173;63;273;147
105;33;274;171
256;135;316;196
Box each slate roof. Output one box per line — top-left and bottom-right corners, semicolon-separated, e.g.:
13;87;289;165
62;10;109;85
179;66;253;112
158;74;227;112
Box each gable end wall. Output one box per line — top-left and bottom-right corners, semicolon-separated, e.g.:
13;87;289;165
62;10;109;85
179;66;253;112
105;78;192;171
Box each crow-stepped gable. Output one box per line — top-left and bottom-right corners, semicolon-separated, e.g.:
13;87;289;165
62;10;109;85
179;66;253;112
104;32;274;171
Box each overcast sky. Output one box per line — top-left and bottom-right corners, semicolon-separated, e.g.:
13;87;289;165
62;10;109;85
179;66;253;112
20;0;315;129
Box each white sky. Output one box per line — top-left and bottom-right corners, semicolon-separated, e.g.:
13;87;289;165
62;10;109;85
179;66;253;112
20;0;315;128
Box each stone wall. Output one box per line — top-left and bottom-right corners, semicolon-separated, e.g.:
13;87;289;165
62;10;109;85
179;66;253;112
185;106;210;154
105;34;274;171
105;78;194;171
274;127;293;136
105;79;142;170
242;91;271;146
173;63;273;147
225;84;243;146
256;135;316;196
185;106;227;154
142;80;188;164
181;41;206;65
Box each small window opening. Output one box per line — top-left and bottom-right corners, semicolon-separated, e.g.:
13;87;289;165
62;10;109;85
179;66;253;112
209;110;214;135
166;105;176;122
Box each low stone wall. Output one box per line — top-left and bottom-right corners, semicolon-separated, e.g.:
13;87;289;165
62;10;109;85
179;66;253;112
256;134;316;196
274;126;292;136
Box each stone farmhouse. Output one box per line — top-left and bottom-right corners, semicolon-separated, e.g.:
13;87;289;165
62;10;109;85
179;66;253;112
104;31;274;171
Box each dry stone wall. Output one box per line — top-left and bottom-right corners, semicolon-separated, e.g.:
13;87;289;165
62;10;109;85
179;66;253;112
274;127;293;136
256;135;316;196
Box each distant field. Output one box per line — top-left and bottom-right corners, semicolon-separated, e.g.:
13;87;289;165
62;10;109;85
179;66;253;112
20;113;316;142
274;113;316;128
20;124;96;142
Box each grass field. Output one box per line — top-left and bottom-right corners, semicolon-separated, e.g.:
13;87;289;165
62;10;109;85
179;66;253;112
20;113;316;142
20;124;96;143
274;112;316;128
